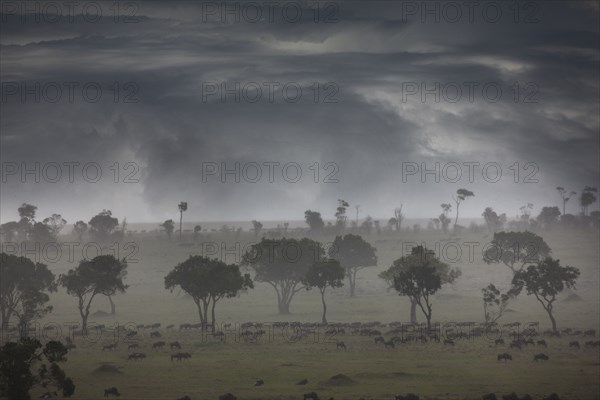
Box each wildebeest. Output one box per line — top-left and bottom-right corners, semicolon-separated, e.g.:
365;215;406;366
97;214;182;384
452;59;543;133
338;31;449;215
502;393;518;400
444;339;455;347
254;379;264;386
296;378;309;385
125;330;137;339
336;341;346;350
102;344;117;351
153;341;166;350
482;393;497;400
384;340;395;349
509;341;522;350
127;352;146;361
171;352;192;362
170;341;182;350
519;395;533;400
536;340;547;348
569;341;580;349
583;329;596;337
218;393;237;400
497;353;512;362
495;339;504;346
104;387;120;397
150;331;162;338
303;392;320;400
585;340;600;347
395;394;419;400
534;353;549;361
374;336;385;345
176;396;191;400
542;393;560;400
166;324;175;330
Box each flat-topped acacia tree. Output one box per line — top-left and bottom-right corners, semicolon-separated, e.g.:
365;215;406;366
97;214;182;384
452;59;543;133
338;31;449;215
165;256;252;328
59;255;128;334
331;234;377;297
242;237;324;314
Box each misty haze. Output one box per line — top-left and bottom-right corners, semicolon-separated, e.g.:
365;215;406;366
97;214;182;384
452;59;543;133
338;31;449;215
0;1;599;400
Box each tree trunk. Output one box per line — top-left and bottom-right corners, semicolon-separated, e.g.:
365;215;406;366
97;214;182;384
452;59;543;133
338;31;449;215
211;301;217;332
348;269;357;297
454;202;460;229
81;313;89;336
545;306;557;332
410;299;417;323
108;296;116;315
321;290;328;324
278;299;290;314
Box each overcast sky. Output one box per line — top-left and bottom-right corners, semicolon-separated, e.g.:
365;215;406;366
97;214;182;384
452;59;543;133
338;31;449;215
1;1;598;224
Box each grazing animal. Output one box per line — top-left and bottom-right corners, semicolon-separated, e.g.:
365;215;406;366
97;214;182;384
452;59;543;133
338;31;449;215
384;340;395;349
128;344;139;350
583;329;596;337
497;353;512;362
444;339;455;346
569;341;580;349
536;340;547;348
502;393;518;400
482;393;497;400
254;379;264;386
152;341;166;350
336;341;346;350
176;397;191;400
534;353;549;361
296;378;309;385
166;324;175;330
127;352;146;361
218;394;237;400
102;344;117;351
171;352;192;362
303;392;320;400
519;395;533;400
495;339;504;346
542;394;560;400
374;336;385;345
104;387;120;397
170;341;182;350
150;331;162;338
509;341;522;350
395;394;419;400
126;330;137;338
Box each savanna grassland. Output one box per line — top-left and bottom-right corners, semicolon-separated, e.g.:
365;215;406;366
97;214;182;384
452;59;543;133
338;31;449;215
13;226;600;400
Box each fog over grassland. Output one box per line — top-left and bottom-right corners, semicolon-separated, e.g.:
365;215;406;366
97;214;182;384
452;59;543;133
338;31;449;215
1;1;599;400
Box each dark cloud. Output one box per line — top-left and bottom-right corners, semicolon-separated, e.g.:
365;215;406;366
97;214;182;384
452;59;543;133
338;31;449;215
1;1;598;223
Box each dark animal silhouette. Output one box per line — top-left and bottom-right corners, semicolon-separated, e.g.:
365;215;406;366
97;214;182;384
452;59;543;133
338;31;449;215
384;340;395;349
502;393;518;400
542;394;560;400
336;341;346;350
444;339;455;346
495;339;504;346
150;331;162;338
569;341;580;349
254;379;264;386
497;353;512;362
536;340;547;348
296;378;309;385
219;394;237;400
127;343;139;351
534;353;549;361
127;352;146;361
176;396;191;400
395;394;419;400
104;387;120;397
102;344;117;351
170;341;182;350
153;341;166;350
482;393;497;400
303;392;320;400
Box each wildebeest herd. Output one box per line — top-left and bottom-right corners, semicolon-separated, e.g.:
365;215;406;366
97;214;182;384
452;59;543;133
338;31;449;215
43;319;598;399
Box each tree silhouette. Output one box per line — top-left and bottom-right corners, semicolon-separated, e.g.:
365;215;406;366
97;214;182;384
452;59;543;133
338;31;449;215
331;234;377;297
302;259;345;323
453;189;474;230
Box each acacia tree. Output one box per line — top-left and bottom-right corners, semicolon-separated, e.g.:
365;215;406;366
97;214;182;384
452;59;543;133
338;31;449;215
556;187;576;215
59;255;128;334
393;264;440;330
580;186;598;216
88;210;119;242
243;238;323;314
252;220;263;237
482;207;506;233
536;207;561;229
0;338;75;400
331;234;377;297
165;256;252;328
481;283;515;325
512;258;579;332
380;246;460;324
160;219;175;241
334;199;349;232
304;210;325;233
484;231;551;274
439;203;452;234
0;254;56;334
42;214;67;238
302;259;344;323
72;221;88;241
453;189;475;230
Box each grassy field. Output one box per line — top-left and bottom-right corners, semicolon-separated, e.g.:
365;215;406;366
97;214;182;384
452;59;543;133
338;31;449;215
10;227;600;399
